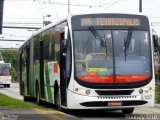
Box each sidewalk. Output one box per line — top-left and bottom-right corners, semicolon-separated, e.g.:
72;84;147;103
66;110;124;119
154;100;160;108
0;83;23;100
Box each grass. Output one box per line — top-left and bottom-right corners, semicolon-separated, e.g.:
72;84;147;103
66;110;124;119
155;84;160;102
0;93;43;109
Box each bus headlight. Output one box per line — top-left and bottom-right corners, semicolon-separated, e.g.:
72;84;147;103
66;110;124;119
75;88;90;95
139;89;143;94
85;90;90;95
139;86;153;94
144;88;149;93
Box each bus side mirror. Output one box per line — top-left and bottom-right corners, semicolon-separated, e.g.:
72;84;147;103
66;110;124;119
62;26;68;56
64;26;68;40
153;35;159;48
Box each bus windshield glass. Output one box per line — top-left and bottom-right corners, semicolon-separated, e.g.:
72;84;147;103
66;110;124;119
0;64;11;75
74;29;151;83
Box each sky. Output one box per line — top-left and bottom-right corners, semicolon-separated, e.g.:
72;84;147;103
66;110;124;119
1;0;160;48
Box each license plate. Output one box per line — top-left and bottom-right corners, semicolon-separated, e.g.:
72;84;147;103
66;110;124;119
108;101;122;106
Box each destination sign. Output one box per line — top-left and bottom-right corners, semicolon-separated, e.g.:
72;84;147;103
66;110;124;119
72;14;149;30
81;18;141;26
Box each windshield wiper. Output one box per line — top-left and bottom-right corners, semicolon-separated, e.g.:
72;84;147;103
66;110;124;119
89;26;107;48
124;27;133;61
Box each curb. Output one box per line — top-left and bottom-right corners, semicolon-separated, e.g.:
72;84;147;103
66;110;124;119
154;100;160;108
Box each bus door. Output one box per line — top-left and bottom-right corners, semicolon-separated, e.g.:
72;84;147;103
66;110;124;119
40;41;45;99
19;53;23;95
60;33;67;106
26;47;30;95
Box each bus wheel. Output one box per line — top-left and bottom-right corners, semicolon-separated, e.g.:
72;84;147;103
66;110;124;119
122;108;134;114
7;84;10;88
24;96;30;101
54;87;61;110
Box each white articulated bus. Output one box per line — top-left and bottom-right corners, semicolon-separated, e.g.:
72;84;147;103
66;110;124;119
19;13;158;114
0;61;11;88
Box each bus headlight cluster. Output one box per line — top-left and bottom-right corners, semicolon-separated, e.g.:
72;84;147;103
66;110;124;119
75;88;90;95
139;86;153;94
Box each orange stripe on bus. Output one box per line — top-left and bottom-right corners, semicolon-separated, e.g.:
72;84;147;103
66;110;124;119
53;63;58;73
77;74;149;83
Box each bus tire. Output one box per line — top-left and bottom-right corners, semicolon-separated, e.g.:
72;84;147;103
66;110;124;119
122;107;134;114
24;96;30;101
54;85;61;110
7;84;10;88
22;82;25;96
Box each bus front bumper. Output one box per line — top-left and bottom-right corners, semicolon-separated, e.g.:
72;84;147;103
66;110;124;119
0;81;11;85
67;90;154;109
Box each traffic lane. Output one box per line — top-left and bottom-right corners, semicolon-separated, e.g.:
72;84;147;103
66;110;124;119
1;106;160;120
66;110;125;120
1;105;160;120
0;107;79;120
0;83;23;100
0;107;51;120
66;107;160;120
135;107;160;114
35;108;80;120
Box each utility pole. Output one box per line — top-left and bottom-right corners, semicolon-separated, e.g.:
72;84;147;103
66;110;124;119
43;14;51;27
139;0;142;13
0;52;4;61
68;0;70;14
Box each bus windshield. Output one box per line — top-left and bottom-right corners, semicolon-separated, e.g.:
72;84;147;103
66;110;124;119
0;64;11;75
74;29;151;83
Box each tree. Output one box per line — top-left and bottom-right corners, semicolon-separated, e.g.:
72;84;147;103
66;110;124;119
155;37;160;83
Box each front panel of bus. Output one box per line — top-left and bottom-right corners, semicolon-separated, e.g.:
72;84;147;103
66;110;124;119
0;63;11;86
67;14;154;109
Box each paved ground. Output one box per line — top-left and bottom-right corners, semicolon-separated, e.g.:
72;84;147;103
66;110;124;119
0;107;79;120
67;107;160;120
0;108;51;120
1;107;160;120
0;83;23;100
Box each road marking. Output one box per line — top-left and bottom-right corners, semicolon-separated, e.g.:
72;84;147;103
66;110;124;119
34;108;78;120
34;108;65;115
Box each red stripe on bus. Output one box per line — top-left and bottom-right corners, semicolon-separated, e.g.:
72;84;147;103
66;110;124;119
77;74;149;83
0;74;11;76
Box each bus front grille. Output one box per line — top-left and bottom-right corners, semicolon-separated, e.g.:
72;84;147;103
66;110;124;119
95;90;134;95
97;95;138;100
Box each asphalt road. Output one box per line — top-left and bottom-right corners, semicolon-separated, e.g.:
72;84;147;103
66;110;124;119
0;107;79;120
66;107;160;120
0;83;160;120
0;83;23;100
